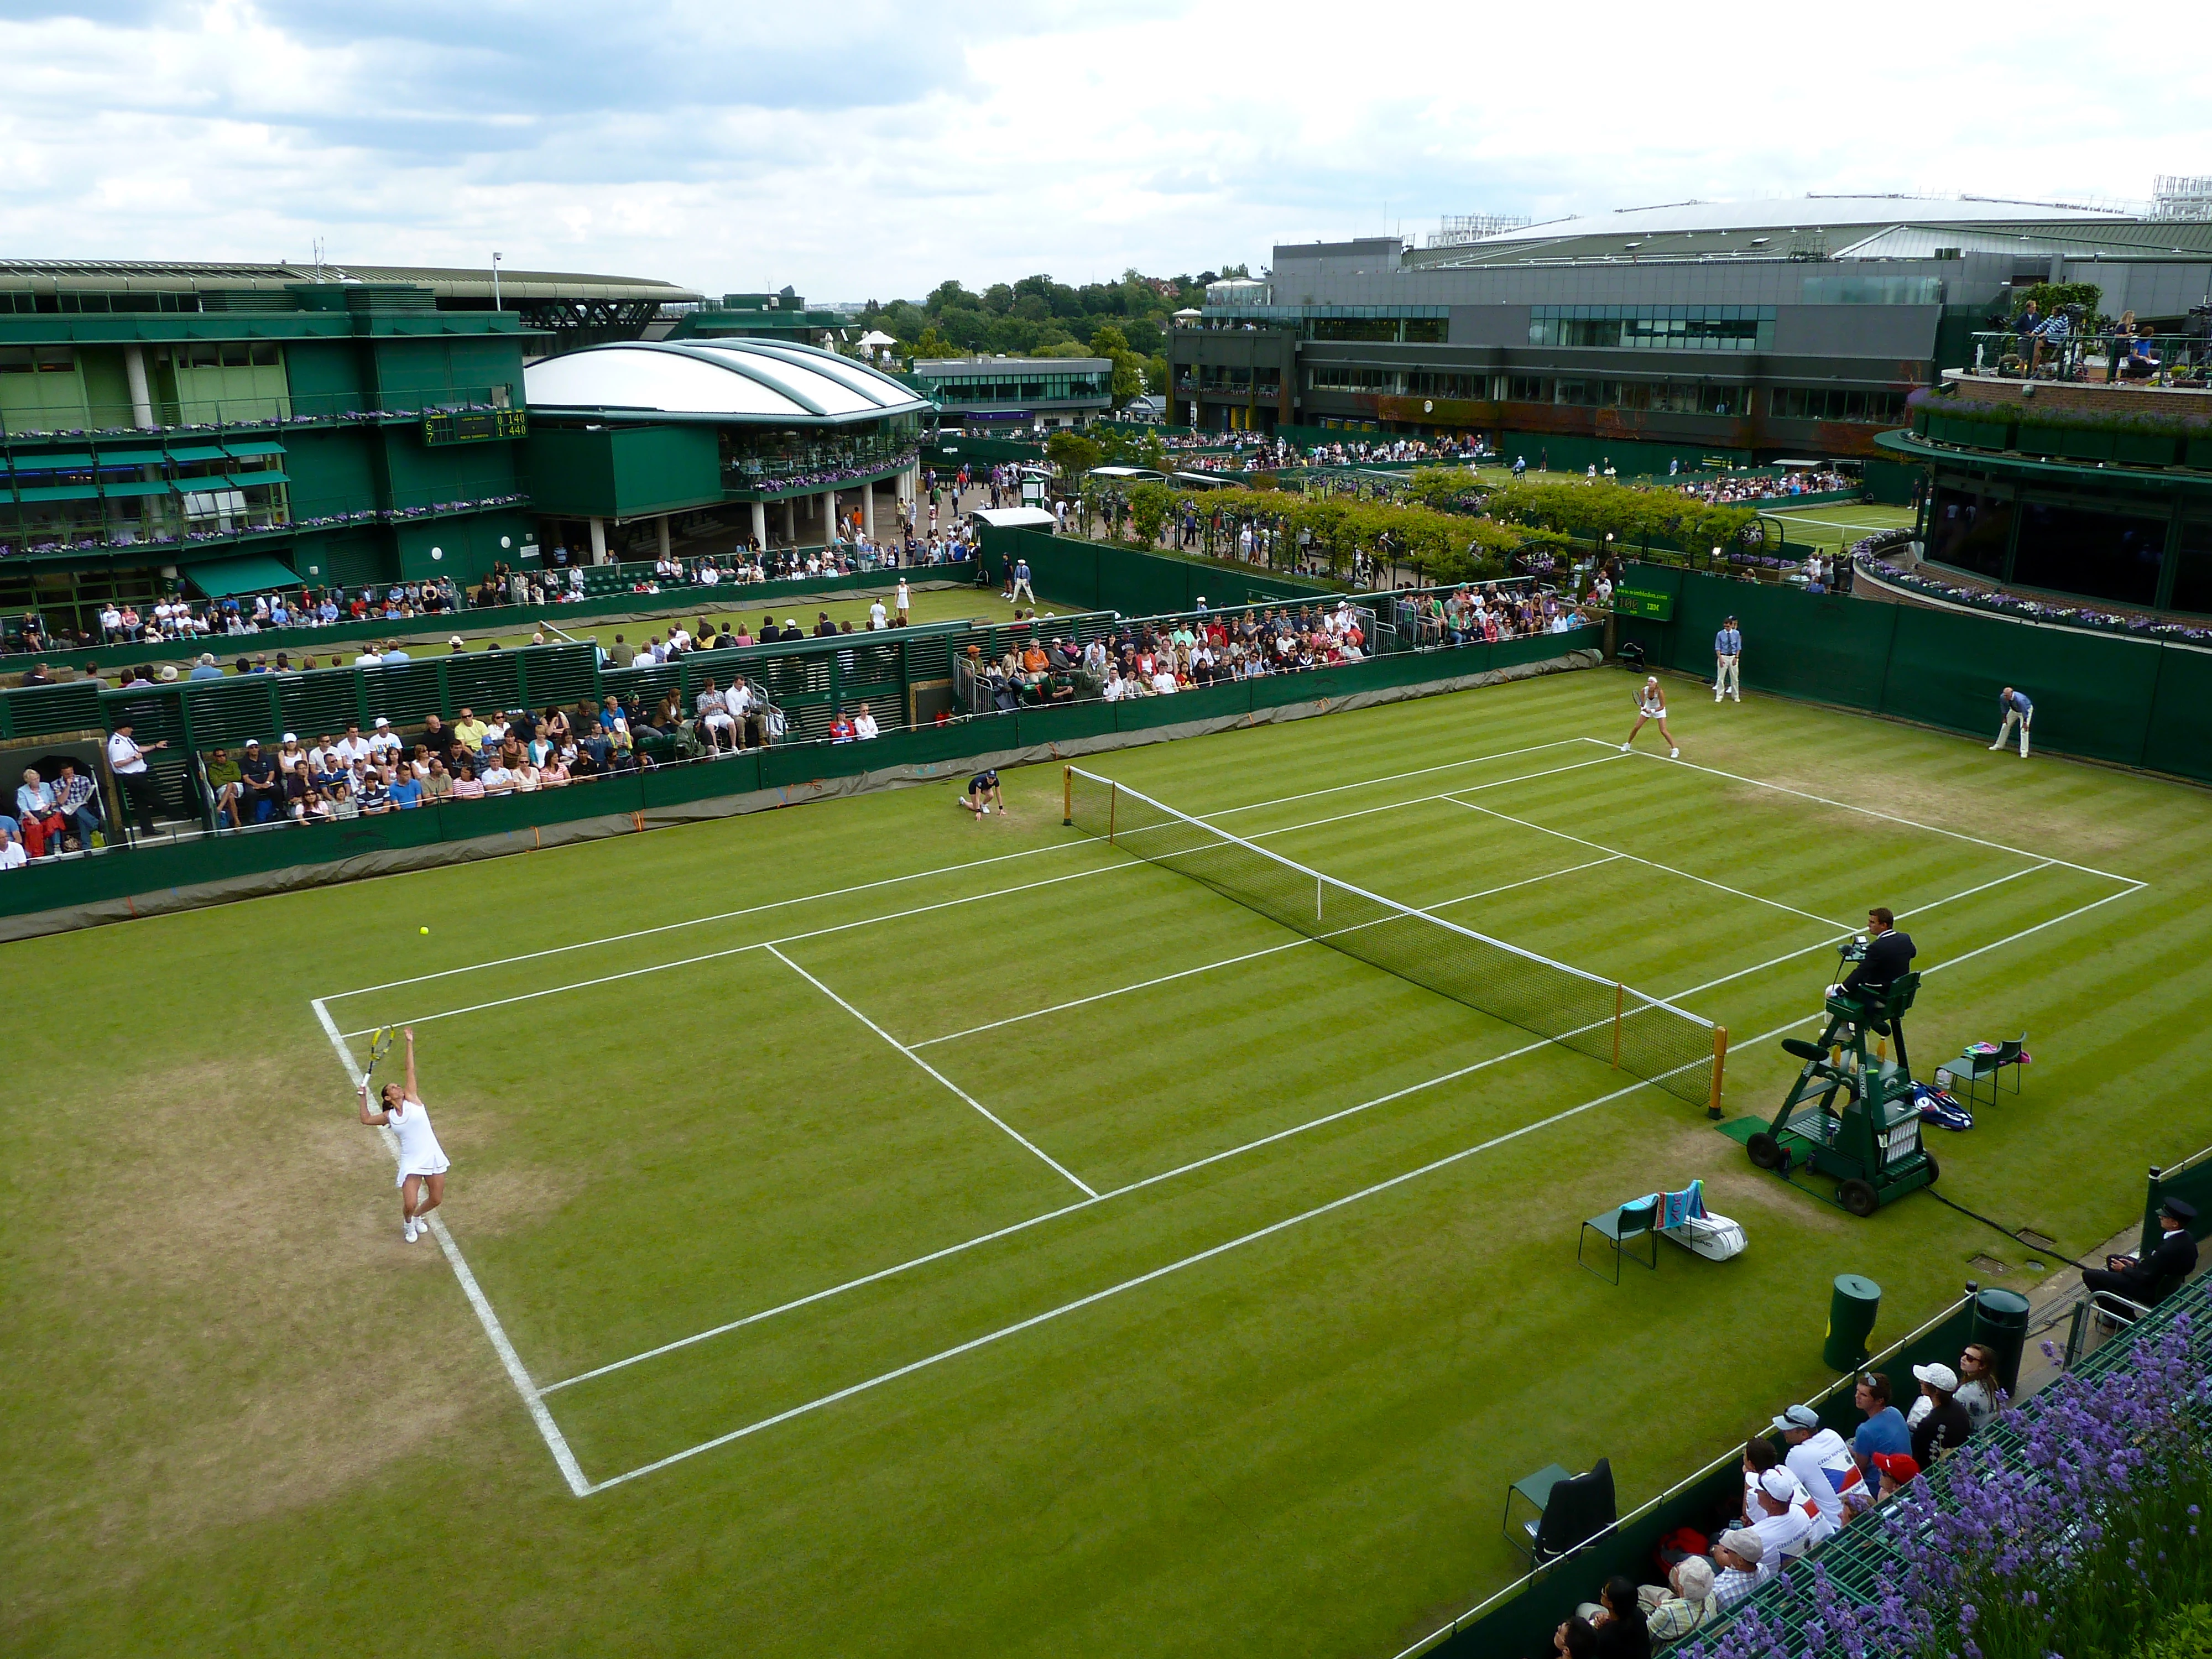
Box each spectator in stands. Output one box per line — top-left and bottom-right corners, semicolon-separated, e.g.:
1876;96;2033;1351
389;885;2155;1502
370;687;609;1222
1571;1577;1651;1658
1955;1344;2001;1432
388;766;424;809
1850;1371;1910;1475
189;653;223;681
1773;1403;1861;1531
540;753;570;787
15;768;65;859
1551;1618;1599;1659
205;747;244;828
356;766;391;815
1748;1466;1814;1564
0;825;25;870
53;760;99;848
422;758;453;802
853;702;880;740
1910;1363;1972;1466
1710;1531;1764;1606
695;678;738;753
829;708;856;742
450;761;486;800
1637;1558;1719;1644
453;707;487;753
1867;1452;1920;1507
237;739;280;824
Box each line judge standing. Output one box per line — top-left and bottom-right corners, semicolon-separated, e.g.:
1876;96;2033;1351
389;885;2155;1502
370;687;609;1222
105;718;169;841
1714;614;1743;703
1991;686;2033;758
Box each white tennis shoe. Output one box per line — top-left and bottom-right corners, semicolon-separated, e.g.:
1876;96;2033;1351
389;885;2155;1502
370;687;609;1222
1620;742;1630;752
404;1219;419;1243
1670;747;1680;758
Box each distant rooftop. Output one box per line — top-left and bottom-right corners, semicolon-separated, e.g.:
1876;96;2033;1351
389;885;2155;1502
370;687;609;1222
0;259;701;304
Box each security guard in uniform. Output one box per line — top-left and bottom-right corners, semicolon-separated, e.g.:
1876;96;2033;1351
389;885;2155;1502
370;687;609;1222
2084;1197;2199;1308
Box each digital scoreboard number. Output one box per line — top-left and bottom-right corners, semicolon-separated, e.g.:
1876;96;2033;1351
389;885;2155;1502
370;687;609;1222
421;408;528;446
1612;587;1674;621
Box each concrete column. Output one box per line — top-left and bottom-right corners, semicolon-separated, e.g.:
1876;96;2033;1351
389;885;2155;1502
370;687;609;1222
588;517;607;564
821;490;836;546
123;345;155;428
781;498;795;542
862;480;876;539
656;515;671;560
750;500;767;548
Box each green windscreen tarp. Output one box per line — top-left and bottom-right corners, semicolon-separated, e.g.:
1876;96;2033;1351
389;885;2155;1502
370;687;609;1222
184;553;302;598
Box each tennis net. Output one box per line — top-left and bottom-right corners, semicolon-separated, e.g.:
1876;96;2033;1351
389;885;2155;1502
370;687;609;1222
1063;766;1724;1107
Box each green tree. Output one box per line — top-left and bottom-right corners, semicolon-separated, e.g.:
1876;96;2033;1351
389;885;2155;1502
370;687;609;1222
1128;481;1177;546
1089;323;1145;410
1045;430;1103;484
912;325;954;361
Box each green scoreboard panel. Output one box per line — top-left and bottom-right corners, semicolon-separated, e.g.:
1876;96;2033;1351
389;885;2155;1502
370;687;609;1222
422;408;528;446
1613;586;1674;621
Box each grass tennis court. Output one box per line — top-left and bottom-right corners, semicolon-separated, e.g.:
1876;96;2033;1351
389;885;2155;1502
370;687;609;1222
8;662;2210;1658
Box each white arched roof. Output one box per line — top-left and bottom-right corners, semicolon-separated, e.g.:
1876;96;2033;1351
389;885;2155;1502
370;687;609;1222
524;338;930;425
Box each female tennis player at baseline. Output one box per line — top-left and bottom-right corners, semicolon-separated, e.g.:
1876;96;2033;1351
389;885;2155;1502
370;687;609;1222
1623;675;1680;758
357;1027;451;1243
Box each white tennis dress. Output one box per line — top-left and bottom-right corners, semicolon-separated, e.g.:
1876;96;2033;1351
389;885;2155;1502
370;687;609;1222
1640;689;1666;717
387;1095;451;1186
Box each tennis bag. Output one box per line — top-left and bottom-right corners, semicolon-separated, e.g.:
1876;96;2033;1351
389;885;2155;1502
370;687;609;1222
1912;1082;1973;1131
1667;1213;1747;1261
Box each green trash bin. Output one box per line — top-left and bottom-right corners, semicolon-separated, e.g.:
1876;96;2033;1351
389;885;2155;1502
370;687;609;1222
1970;1287;2032;1399
1824;1274;1882;1371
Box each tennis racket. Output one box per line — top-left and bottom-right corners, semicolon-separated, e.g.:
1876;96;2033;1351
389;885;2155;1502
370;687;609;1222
360;1026;397;1089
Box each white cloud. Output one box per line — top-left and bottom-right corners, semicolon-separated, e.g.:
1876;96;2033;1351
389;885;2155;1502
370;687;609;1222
1;0;2205;298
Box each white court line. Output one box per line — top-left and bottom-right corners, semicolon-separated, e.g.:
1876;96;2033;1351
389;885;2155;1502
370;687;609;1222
341;754;1626;1037
537;851;2112;1405
764;945;1097;1199
309;998;592;1498
321;840;1088;1003
581;1027;1767;1493
1221;751;1626;846
320;737;1597;1006
585;862;2152;1494
341;862;1126;1036
544;1032;1558;1395
1594;740;2147;888
1440;791;1853;930
1199;738;1583;818
909;854;1624;1050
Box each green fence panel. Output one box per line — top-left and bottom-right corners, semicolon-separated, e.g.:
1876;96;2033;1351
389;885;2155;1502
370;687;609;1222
1115;682;1249;731
442;650;525;718
437;781;632;841
1014;702;1118;748
0;680;103;739
2142;645;2212;784
276;669;369;743
1878;604;2161;764
179;674;285;749
1672;575;1896;709
517;643;601;712
358;659;450;726
638;753;760;807
317;803;456;855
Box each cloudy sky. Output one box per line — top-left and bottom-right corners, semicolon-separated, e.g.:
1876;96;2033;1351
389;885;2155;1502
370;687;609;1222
4;0;2207;302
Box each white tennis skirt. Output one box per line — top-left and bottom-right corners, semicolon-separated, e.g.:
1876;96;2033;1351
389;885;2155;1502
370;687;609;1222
396;1150;451;1186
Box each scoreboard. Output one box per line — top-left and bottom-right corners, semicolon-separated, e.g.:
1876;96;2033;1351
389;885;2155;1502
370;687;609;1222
421;408;528;446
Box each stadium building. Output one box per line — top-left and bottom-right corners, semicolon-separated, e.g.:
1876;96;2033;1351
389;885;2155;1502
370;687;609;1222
0;259;701;636
904;356;1114;430
1168;194;2212;486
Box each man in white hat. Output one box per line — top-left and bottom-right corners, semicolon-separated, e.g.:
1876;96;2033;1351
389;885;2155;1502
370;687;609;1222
1747;1465;1814;1563
367;716;401;763
1910;1361;1973;1466
1773;1403;1861;1532
1710;1531;1765;1607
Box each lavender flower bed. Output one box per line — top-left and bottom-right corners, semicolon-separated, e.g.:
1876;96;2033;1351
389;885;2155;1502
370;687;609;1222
1854;538;2212;646
1681;1292;2212;1659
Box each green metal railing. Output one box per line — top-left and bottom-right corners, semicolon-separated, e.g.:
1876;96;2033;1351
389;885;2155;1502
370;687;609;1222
0;384;521;445
1969;328;2210;387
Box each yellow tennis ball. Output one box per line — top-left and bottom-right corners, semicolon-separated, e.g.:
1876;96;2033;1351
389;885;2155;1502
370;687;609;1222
420;926;430;935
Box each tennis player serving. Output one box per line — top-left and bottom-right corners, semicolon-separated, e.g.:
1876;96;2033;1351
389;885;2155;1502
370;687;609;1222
1622;675;1680;758
357;1026;451;1244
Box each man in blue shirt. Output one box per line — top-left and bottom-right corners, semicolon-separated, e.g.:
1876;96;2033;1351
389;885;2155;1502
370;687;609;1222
1850;1371;1911;1474
1713;616;1743;703
1991;686;2032;757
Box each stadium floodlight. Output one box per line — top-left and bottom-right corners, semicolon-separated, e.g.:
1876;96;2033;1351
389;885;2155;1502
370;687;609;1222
1062;766;1725;1107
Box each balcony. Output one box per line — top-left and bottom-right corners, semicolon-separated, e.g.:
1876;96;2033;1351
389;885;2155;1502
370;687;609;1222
1898;359;2212;473
0;385;521;447
720;440;920;499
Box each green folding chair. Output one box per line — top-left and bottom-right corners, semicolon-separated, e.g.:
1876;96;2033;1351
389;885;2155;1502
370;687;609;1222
1578;1196;1660;1284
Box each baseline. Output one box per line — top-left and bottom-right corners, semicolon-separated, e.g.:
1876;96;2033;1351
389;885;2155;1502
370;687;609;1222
308;998;591;1498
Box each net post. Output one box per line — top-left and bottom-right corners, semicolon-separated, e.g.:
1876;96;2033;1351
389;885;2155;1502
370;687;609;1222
1063;766;1073;827
1612;983;1623;1068
1707;1025;1728;1120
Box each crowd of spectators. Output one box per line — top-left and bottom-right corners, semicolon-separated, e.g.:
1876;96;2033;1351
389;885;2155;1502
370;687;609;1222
1548;1345;2005;1655
1156;432;1494;471
1676;468;1854;507
1402;582;1590;645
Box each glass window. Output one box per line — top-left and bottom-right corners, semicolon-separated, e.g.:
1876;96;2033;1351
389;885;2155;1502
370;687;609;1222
1553;379;1599;406
2011;500;2167;606
1504;375;1548;402
249;343;280;367
1927;486;2010;580
2171;521;2212;615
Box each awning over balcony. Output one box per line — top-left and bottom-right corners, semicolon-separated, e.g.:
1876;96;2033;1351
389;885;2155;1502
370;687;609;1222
184;552;302;598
